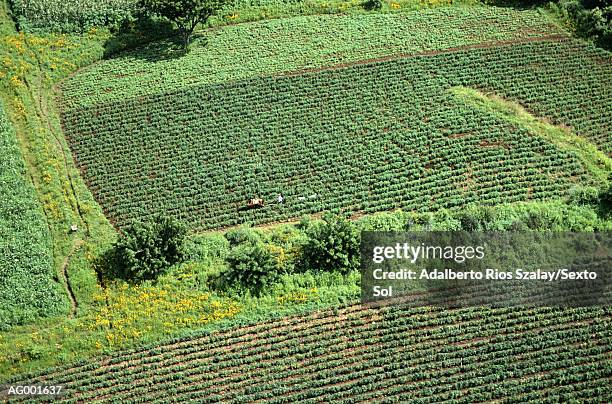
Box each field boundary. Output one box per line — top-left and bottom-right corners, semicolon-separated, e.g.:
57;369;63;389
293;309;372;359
55;35;575;116
276;34;571;79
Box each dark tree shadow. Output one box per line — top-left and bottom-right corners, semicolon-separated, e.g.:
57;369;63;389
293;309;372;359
483;0;549;10
104;29;210;62
102;13;183;61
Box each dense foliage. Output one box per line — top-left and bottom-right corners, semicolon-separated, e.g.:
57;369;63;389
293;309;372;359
0;101;66;329
139;0;226;47
300;213;360;274
223;225;307;295
111;215;187;281
356;200;612;232
550;0;611;50
221;201;611;293
60;38;610;230
223;227;279;295
7;303;610;402
9;0;136;32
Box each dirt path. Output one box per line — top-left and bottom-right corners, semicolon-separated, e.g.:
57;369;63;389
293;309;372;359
58;239;84;318
33;59;90;236
21;36;93;315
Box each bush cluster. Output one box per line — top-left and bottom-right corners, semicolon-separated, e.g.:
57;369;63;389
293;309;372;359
220;200;611;295
110;215;187;282
550;0;612;49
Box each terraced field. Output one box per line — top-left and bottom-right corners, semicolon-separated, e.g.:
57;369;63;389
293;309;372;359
7;302;611;402
61;38;611;229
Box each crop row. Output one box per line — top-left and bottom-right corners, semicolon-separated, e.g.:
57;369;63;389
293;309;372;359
60;40;609;230
58;8;565;109
10;303;610;402
73;312;606;402
10;302;598;386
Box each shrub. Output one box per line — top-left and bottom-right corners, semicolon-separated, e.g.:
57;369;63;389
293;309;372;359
598;182;612;217
223;228;278;296
567;185;600;206
225;226;262;247
363;0;382;10
549;0;612;50
300;212;360;274
113;215;187;282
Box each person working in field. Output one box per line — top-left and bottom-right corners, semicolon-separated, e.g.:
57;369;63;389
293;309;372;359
277;193;285;204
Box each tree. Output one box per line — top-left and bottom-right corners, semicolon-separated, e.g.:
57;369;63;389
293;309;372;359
300;212;360;274
223;228;279;296
113;215;187;282
140;0;226;48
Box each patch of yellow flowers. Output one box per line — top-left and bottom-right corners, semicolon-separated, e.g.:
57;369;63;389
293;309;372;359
277;288;318;305
85;283;241;349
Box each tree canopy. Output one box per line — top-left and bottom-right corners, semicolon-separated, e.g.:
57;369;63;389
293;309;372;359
140;0;226;48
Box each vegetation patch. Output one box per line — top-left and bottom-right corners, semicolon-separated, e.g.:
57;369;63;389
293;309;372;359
451;86;612;184
61;39;610;230
0;100;65;329
58;7;565;109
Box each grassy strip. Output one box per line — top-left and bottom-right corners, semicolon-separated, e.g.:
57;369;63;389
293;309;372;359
0;95;65;328
450;86;611;186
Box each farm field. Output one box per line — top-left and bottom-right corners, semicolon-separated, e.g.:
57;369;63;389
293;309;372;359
59;8;566;110
0;0;611;400
61;37;611;229
0;101;66;328
6;303;611;402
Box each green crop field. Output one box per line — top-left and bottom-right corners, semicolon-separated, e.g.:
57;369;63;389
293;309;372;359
60;38;610;230
1;0;611;400
58;8;566;110
6;303;611;402
0;101;66;329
